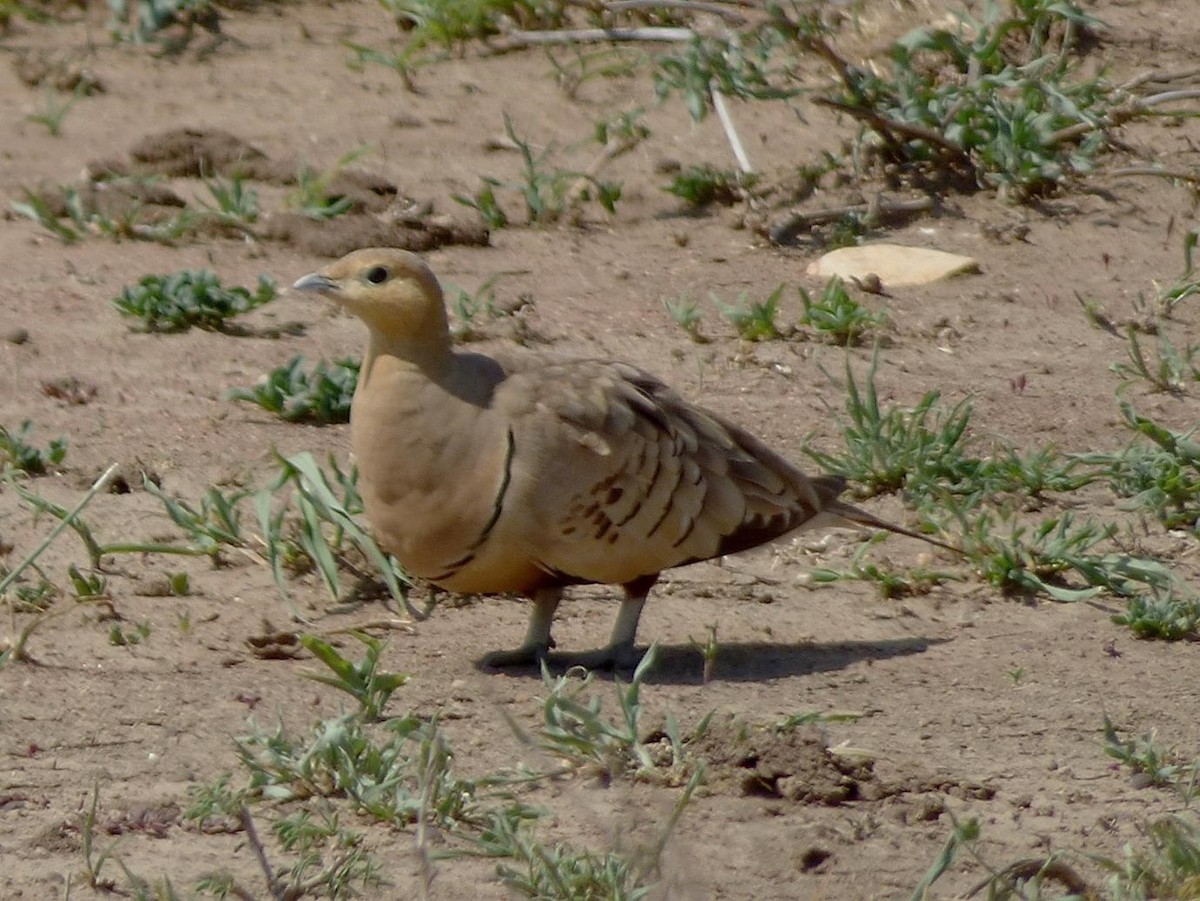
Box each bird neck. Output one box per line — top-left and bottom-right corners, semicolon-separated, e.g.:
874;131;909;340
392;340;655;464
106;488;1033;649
362;326;454;385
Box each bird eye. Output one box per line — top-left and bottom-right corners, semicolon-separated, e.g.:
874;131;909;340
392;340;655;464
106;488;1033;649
365;266;389;285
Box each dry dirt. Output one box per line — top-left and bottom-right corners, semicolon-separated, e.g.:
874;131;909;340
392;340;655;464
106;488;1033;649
2;1;1200;898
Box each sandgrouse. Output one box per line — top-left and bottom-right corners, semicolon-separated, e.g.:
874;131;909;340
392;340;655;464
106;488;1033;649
293;248;956;670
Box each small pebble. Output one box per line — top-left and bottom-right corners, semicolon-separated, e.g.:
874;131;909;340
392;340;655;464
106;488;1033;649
4;328;30;345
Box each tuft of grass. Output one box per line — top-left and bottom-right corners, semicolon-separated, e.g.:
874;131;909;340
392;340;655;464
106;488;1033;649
0;420;67;475
1085;400;1200;529
714;284;788;341
803;350;977;498
1103;715;1199;793
196;173;259;233
1111;325;1200;395
662;296;708;344
26;86;81;136
1112;590;1200;641
799;277;886;346
300;632;411;722
446;276;504;342
287;147;372;221
230;356;360;424
113;270;277;333
663;165;756;207
454;113;622;227
255;452;420;620
958;509;1174;602
1098;815;1200;897
809;535;960;599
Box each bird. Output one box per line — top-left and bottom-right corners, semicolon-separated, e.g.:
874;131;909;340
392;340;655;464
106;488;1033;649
292;248;959;670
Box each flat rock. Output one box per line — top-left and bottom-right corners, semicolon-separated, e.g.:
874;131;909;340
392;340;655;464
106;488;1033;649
807;244;980;287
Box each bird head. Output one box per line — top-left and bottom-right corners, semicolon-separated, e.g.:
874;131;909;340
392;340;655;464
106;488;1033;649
292;248;450;353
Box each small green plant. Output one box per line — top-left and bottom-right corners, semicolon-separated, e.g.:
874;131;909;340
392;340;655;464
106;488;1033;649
446;277;503;341
1111;325;1200;395
0;420;67;475
809;537;959;599
455;114;622;226
108;0;216;44
1098;815;1200;897
804;350;977;498
26;87;81;136
1103;715;1199;791
800;277;886;346
528;646;681;780
714;284;788;341
81;784;121;890
664;165;756;207
2;466;116;665
11;183;195;245
229;356;360;424
689;623;719;683
255;452;419;620
109;619;151;646
453;179;508;229
287;147;371;220
196;174;259;232
662;296;708;344
144;479;250;561
773;710;863;732
1112;590;1200;641
960;510;1174;602
1088;400;1200;529
68;564;108;599
300;632;411;721
113;270;278;333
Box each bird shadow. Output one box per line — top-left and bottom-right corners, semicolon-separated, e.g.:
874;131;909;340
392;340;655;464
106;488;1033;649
474;636;948;686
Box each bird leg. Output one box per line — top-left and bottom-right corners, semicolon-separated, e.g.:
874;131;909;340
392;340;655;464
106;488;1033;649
481;587;561;668
555;575;655;672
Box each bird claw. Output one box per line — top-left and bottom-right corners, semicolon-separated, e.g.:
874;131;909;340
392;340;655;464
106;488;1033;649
481;643;551;669
552;642;643;674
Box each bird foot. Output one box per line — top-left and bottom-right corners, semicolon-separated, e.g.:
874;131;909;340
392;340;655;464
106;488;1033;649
552;642;644;674
481;642;551;669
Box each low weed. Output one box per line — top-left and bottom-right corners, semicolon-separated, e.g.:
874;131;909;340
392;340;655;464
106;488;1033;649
527;646;695;782
0;420;67;475
808;537;959;599
1103;715;1199;794
1098;815;1200;897
108;0;217;44
11;182;197;245
196;173;259;233
113;269;278;333
1112;590;1200;641
804;350;977;498
713;284;788;341
662;296;708;344
287;147;372;221
255;452;419;620
446;276;503;341
454;114;622;227
959;510;1173;602
143;479;250;562
26;86;80;136
300;632;411;721
799;277;886;346
1111;326;1200;395
1087;401;1200;529
664;164;757;207
230;356;360;424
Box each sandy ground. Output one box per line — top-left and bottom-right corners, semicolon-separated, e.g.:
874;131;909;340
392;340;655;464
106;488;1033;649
1;0;1199;897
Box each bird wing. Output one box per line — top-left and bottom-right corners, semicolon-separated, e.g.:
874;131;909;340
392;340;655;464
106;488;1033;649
492;357;846;585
